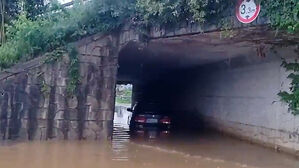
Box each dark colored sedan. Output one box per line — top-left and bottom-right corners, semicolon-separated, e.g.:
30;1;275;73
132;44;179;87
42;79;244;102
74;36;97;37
128;102;171;139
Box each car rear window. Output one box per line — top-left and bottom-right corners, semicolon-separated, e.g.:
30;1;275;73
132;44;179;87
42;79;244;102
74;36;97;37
135;103;159;112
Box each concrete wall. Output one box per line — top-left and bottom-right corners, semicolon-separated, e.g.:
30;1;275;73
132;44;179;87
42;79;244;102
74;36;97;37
186;48;299;155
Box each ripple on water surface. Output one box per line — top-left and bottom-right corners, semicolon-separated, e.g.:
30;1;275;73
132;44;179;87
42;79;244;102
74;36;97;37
0;111;299;168
1;133;299;168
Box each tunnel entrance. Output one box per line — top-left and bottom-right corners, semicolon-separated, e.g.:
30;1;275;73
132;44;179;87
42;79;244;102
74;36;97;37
114;29;299;155
116;30;262;131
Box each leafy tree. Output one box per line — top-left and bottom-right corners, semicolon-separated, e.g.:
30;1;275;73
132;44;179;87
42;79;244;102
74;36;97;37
0;0;47;45
23;0;47;19
4;0;19;21
0;0;20;44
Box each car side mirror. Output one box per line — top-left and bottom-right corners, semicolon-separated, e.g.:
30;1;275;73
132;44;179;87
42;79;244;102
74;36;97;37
127;108;133;112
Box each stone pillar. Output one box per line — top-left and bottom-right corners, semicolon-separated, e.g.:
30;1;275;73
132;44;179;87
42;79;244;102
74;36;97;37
76;34;119;140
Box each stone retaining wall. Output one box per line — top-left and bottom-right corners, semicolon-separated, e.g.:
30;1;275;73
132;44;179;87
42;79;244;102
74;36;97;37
0;27;142;140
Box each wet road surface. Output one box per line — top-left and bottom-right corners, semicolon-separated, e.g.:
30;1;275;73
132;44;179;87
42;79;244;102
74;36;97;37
0;111;298;168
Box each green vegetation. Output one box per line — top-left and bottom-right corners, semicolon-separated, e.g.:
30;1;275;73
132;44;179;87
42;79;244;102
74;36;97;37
0;0;132;69
261;0;299;34
278;58;299;116
66;45;80;96
116;96;132;105
0;0;134;94
263;0;299;115
115;85;132;105
0;0;48;44
136;0;232;25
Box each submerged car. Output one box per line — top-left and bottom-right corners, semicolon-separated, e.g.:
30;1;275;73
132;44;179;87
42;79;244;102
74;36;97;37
127;102;171;139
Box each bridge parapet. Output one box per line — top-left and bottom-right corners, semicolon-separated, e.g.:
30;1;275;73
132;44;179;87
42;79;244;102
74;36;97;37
149;14;270;39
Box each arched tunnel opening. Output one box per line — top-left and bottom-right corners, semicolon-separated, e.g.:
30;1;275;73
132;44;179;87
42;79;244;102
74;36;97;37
113;32;297;142
116;42;207;131
115;41;210;134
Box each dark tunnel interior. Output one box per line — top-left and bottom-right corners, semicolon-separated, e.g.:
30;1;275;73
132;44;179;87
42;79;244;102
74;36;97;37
117;41;217;130
116;35;258;131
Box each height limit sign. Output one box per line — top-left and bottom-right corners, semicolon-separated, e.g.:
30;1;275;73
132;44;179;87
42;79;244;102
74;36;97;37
236;0;261;24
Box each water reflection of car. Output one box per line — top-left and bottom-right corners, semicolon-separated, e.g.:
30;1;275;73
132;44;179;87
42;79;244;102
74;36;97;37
127;102;171;139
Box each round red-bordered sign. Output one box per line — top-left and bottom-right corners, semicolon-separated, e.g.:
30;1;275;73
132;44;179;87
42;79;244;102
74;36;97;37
236;0;260;24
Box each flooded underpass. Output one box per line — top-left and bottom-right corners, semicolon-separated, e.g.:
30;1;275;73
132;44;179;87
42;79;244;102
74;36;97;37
1;22;299;168
0;0;298;167
1;109;298;168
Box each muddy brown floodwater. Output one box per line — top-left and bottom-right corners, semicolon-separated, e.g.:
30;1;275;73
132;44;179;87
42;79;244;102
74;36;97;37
0;111;299;168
